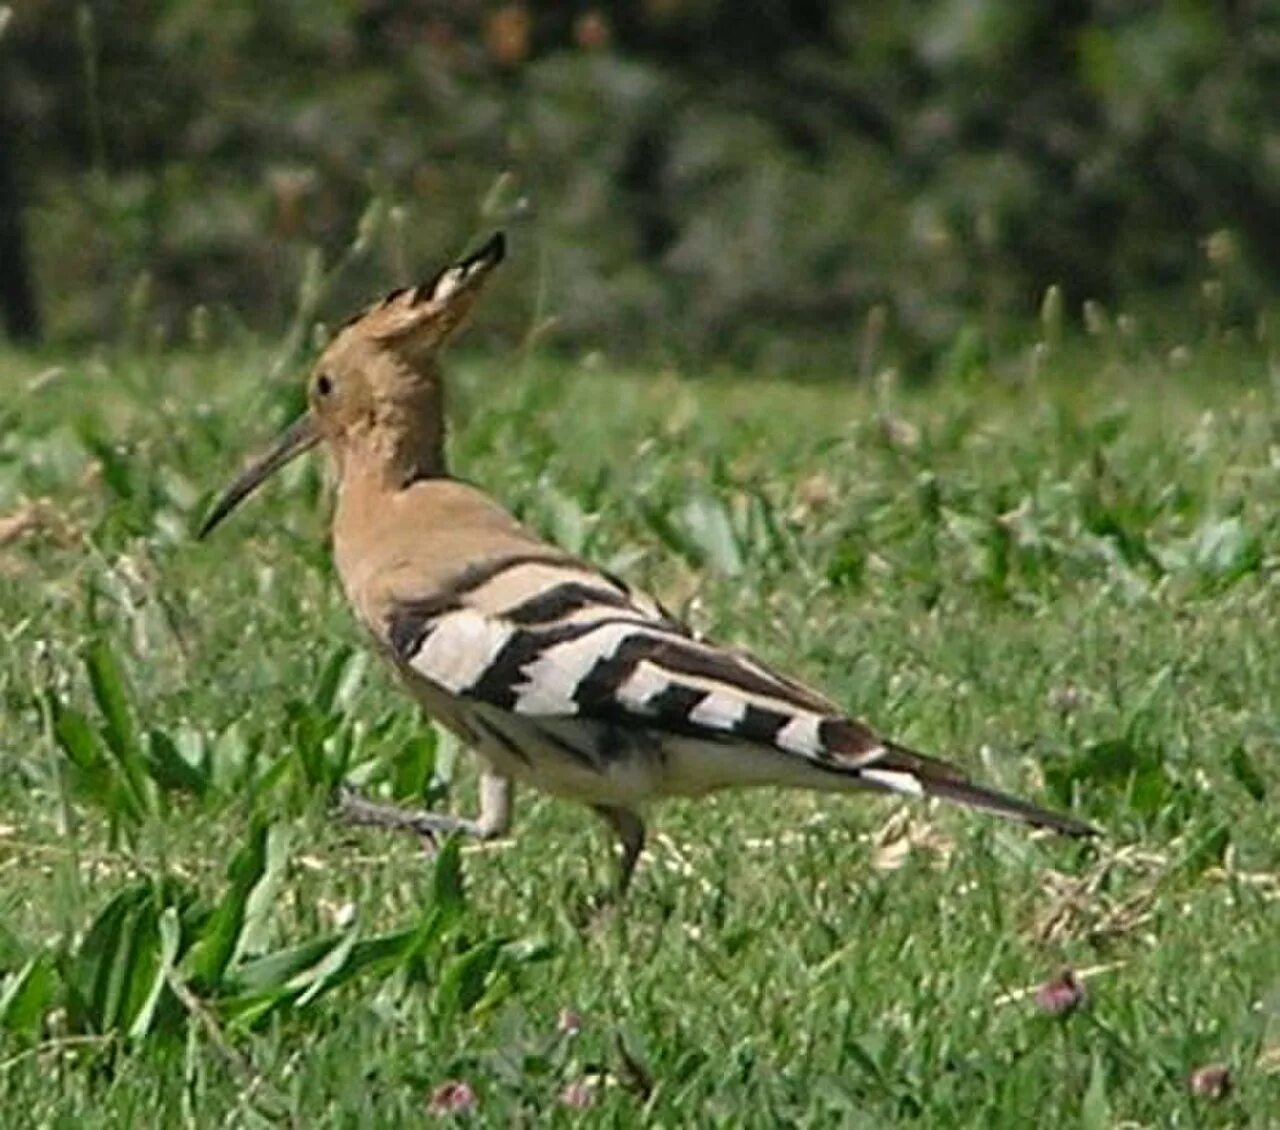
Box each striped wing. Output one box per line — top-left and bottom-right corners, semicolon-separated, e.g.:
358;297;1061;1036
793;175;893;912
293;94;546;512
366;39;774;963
385;550;1097;835
385;550;870;762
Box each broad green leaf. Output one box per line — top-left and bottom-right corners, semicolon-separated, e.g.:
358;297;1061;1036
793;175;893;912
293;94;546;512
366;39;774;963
287;701;342;788
82;642;153;817
72;885;138;1033
222;936;340;999
244;749;294;807
313;646;355;715
299;918;448;1009
210;722;256;793
49;696;144;828
127;906;181;1040
221;925;423;1027
321;724;355;788
100;903;152;1034
50;700;106;772
436;939;503;1015
75;885;152;1034
83;640;139;763
235;825;291;962
68;879;190;1036
0;955;57;1037
333;650;369;712
187;821;270;987
145;729;210;798
292;923;359;1007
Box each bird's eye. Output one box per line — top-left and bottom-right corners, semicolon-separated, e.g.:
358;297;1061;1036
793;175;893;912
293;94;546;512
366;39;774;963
315;374;334;397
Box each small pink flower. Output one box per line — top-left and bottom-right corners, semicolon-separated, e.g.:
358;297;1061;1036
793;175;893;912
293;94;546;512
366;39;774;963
559;1079;598;1110
1034;969;1086;1017
556;1007;584;1036
1188;1063;1231;1100
427;1080;477;1116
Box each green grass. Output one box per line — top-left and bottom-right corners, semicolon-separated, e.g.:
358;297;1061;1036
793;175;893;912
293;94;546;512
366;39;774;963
1;339;1277;1125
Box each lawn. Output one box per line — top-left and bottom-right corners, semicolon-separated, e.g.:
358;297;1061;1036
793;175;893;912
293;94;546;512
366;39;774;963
0;336;1276;1125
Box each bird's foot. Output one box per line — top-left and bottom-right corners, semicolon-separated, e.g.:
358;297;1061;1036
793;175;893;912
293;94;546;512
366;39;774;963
332;784;483;854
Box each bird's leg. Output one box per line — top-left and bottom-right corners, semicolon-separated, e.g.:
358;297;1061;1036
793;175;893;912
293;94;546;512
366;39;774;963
334;770;513;846
592;805;646;898
474;771;514;837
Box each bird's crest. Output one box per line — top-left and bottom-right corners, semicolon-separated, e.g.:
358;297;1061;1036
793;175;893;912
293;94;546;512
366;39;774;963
198;233;506;536
343;231;506;355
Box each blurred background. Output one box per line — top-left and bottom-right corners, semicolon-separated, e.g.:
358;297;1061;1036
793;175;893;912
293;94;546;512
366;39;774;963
2;0;1277;371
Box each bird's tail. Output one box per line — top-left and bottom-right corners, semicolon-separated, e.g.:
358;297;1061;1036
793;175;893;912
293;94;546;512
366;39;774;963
829;734;1097;838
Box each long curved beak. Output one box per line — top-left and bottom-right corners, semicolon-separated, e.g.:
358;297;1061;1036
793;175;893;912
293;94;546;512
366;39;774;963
197;413;320;539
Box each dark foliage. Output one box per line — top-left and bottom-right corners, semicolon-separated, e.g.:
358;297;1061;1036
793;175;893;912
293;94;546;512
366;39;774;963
4;1;1277;363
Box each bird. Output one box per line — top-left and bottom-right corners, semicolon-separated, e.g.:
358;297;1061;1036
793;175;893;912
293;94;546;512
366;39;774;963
199;231;1096;897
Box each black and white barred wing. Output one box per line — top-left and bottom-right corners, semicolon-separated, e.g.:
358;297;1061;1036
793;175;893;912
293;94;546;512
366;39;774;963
387;551;1096;833
391;554;916;776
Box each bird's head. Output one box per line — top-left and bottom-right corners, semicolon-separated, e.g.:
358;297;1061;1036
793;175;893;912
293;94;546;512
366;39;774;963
198;232;505;538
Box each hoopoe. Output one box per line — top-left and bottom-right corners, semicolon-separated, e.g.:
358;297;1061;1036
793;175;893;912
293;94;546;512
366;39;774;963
199;232;1095;896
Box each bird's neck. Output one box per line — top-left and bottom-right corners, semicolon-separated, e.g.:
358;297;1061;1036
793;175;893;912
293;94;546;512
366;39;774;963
330;389;447;578
331;398;446;605
343;383;448;491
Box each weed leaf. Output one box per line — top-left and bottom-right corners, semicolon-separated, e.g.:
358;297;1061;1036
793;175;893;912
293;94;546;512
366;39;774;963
82;641;153;817
0;955;57;1037
145;728;210;798
187;820;271;987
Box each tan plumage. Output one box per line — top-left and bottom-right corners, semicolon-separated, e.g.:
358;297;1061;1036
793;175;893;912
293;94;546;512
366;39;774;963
199;232;1096;896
